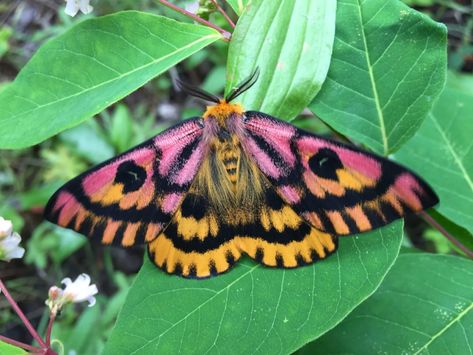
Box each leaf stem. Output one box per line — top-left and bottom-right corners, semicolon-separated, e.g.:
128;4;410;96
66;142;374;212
0;278;46;347
421;211;473;258
210;0;236;28
0;335;38;352
157;0;231;41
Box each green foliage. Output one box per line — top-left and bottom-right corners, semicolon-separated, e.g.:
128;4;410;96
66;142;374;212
1;0;472;354
225;0;251;16
395;73;473;235
299;254;473;354
226;0;336;120
25;223;86;269
104;222;402;354
0;342;26;355
0;12;221;149
310;0;447;155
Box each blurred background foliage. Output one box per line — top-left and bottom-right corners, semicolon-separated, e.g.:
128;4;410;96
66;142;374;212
0;0;472;353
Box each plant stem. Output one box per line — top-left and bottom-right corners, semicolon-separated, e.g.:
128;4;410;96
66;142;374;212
157;0;231;40
210;0;236;28
0;335;38;352
0;278;46;347
45;313;55;346
421;211;473;258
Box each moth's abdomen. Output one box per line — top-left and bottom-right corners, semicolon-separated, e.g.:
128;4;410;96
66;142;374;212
221;151;239;185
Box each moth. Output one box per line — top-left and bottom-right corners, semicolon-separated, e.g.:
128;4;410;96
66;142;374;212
45;70;439;278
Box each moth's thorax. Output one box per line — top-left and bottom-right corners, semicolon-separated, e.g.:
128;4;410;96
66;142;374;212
203;99;243;127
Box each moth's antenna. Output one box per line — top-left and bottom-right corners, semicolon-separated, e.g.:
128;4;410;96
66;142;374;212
225;67;260;102
177;79;221;103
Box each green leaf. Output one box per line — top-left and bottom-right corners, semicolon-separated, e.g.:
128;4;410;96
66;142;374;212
395;73;473;235
309;0;446;155
299;254;473;354
104;222;402;354
0;11;221;149
225;0;336;120
226;0;251;16
60;121;115;164
0;342;26;355
109;104;134;153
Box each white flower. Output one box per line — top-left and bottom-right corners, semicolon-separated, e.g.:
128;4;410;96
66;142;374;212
0;232;25;261
0;217;25;262
46;274;98;315
185;2;199;14
65;0;93;17
0;217;13;238
62;274;98;306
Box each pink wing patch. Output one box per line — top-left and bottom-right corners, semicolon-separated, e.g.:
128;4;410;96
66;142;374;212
45;119;207;247
240;111;439;236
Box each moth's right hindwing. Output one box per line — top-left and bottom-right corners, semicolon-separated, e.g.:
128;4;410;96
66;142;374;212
44;118;206;247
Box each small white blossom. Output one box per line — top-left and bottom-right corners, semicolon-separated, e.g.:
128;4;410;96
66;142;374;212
46;274;98;315
185;2;199;14
0;217;13;238
65;0;93;17
0;217;25;262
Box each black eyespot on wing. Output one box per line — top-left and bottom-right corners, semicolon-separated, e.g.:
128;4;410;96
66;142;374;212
115;160;147;193
308;148;343;180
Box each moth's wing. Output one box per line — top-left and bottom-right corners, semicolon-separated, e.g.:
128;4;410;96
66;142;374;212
45;118;206;247
148;190;242;279
239;111;439;236
149;148;338;278
236;187;339;270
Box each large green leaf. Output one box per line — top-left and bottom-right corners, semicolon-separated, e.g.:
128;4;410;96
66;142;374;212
310;0;446;155
225;0;336;120
0;11;221;149
395;73;473;235
104;222;402;354
299;254;473;354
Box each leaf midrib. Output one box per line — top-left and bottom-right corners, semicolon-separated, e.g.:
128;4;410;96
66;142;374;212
1;34;220;123
356;0;388;155
413;301;473;354
432;114;473;193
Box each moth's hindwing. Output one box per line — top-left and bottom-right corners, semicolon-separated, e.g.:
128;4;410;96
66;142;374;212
240;111;439;236
148;191;242;278
237;188;338;269
148;155;337;279
44;118;206;247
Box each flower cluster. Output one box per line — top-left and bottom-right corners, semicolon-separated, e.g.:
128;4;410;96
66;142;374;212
0;217;25;262
46;274;98;315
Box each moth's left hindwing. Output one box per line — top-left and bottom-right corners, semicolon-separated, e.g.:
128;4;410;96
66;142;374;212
44;118;206;247
241;112;439;236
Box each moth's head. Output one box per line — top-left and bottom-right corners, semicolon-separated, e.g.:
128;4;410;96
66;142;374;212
177;68;260;125
203;99;243;125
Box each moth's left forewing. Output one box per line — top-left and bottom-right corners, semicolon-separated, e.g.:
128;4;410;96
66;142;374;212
45;118;206;247
239;111;439;236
